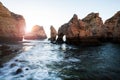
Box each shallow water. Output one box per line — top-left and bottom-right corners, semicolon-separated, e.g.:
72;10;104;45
0;40;120;80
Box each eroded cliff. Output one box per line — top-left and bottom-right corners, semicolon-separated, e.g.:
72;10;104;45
0;2;26;42
57;11;120;44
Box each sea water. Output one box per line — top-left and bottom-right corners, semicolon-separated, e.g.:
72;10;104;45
0;40;120;80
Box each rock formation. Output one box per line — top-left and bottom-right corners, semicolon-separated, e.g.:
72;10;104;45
24;25;47;40
50;25;57;42
82;13;104;37
104;11;120;42
57;13;103;44
0;2;26;42
57;14;79;43
56;11;120;44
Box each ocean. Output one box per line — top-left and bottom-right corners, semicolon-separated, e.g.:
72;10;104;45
0;40;120;80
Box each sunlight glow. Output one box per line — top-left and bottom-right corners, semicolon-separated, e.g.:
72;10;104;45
25;26;32;33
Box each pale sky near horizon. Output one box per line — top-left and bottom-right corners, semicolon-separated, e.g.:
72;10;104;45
0;0;120;37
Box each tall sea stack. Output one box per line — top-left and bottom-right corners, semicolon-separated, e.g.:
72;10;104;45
50;25;57;42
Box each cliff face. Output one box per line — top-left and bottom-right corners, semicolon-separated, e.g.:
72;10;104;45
104;11;120;40
57;11;120;44
0;2;26;42
57;13;103;44
57;14;80;43
24;25;47;40
82;13;104;37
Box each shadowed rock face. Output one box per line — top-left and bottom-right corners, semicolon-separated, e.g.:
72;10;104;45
57;13;103;44
57;11;120;44
50;25;57;42
57;14;80;43
24;25;47;40
104;11;120;42
82;13;104;37
0;2;26;42
57;23;69;43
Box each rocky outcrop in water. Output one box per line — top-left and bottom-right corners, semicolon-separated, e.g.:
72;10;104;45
104;11;120;42
57;11;120;44
57;14;80;43
82;13;104;37
0;2;26;42
57;13;103;44
24;25;47;40
50;25;57;42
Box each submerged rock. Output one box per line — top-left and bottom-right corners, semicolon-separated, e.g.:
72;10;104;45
0;45;12;57
0;2;26;42
10;63;17;68
24;25;47;40
0;45;10;50
0;62;3;68
50;25;57;42
15;68;23;74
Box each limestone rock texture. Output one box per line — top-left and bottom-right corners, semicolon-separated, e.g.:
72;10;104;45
82;13;104;37
104;11;120;42
0;2;26;42
57;11;120;44
24;25;47;40
57;13;104;44
50;25;57;42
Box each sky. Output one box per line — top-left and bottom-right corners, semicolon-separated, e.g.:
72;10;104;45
0;0;120;37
